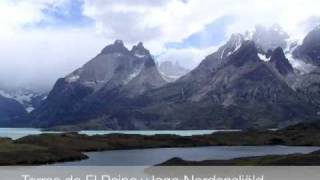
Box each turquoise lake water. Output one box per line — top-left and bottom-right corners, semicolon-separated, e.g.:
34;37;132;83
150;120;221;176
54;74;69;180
0;128;239;139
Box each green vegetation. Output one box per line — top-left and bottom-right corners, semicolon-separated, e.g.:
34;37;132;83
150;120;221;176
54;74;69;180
0;122;320;165
158;151;320;166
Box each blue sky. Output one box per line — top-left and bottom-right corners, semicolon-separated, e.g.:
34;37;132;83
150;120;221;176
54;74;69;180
166;16;234;49
27;0;231;49
30;0;93;28
0;0;319;90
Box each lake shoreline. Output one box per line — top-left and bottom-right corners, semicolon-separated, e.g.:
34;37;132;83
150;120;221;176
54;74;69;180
157;150;320;166
0;127;241;140
59;146;320;166
0;122;320;165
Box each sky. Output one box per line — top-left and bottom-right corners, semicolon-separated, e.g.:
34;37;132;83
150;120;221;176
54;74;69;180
0;0;320;91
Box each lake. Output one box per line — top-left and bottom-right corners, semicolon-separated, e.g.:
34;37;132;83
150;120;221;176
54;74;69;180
0;128;239;139
2;128;319;166
56;146;320;166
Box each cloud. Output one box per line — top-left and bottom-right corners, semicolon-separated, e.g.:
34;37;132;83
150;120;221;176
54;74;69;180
83;0;320;44
0;0;108;90
1;0;320;91
30;0;93;28
0;0;69;30
81;0;320;72
0;28;109;90
166;16;235;49
82;0;231;45
157;46;219;69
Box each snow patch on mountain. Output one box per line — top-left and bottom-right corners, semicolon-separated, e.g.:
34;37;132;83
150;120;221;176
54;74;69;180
66;75;80;83
287;53;316;74
0;89;47;113
0;90;33;104
227;39;242;56
283;36;316;74
26;107;35;112
258;53;271;61
159;71;180;82
134;53;147;58
0;90;11;99
124;67;143;84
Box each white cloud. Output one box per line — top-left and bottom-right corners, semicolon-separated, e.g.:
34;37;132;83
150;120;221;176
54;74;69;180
0;0;69;30
83;0;320;45
81;0;320;70
0;28;109;90
1;0;320;90
157;46;218;69
82;0;230;46
0;0;109;90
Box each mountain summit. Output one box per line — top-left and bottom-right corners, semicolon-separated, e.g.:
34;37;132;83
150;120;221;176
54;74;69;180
117;39;314;130
28;26;320;130
30;41;167;127
101;40;130;55
269;47;294;76
131;42;151;58
293;27;320;66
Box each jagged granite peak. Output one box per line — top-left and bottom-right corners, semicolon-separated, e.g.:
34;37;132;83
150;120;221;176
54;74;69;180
114;39;124;45
29;40;167;127
131;42;151;58
204;33;245;61
225;40;260;67
101;39;130;55
187;33;246;77
66;41;148;87
293;26;320;66
64;40;163;88
118;37;314;130
269;47;294;76
220;33;245;59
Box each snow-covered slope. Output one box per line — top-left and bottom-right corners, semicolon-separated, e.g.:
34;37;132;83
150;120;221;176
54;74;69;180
0;89;47;113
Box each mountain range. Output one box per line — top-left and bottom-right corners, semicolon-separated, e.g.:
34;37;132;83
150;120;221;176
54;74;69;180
2;25;320;130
